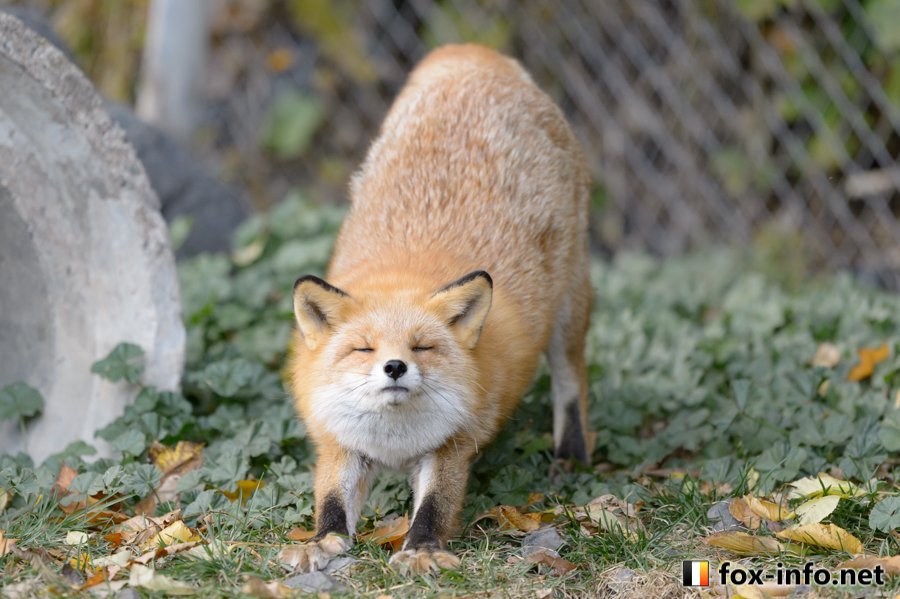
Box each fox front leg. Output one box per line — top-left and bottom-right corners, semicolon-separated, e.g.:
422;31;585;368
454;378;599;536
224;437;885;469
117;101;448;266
389;443;473;574
279;448;373;572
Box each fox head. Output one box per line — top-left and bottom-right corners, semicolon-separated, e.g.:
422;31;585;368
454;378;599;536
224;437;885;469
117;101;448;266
291;270;492;464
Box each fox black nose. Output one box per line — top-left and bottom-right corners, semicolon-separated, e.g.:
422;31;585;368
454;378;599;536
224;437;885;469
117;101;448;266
384;360;407;380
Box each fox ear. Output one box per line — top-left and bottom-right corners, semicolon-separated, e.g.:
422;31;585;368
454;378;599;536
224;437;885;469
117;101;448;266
293;276;352;350
428;271;493;349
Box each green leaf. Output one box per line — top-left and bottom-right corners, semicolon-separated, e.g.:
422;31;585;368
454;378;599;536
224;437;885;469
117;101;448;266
869;496;900;532
0;382;44;421
262;90;325;159
111;429;147;457
91;343;145;384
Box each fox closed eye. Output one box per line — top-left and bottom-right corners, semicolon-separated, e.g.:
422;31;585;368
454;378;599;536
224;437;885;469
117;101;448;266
353;347;375;353
412;346;434;352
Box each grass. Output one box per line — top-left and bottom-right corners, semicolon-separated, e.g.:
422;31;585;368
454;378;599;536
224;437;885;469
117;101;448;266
1;194;899;597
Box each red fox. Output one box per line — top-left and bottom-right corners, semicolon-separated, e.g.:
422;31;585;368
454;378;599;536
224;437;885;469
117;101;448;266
282;44;592;574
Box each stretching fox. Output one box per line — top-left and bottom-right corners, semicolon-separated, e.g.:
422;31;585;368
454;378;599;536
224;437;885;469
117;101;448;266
285;44;592;574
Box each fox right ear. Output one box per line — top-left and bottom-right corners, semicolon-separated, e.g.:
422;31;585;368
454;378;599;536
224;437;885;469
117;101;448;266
292;276;352;350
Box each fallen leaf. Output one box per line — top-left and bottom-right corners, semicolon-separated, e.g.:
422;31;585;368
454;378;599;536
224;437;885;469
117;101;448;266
69;551;93;572
91;549;132;568
0;530;18;557
266;48;295;73
477;505;542;533
184;540;233;561
729;497;761;529
118;509;182;545
837;554;900;576
0;487;9;515
54;464;78;495
149;441;204;475
359;515;409;551
523;547;577;575
848;344;890;382
794;495;840;525
131;540;204;566
577;505;640;541
286;527;316;542
140;520;198;550
242;576;293;598
788;474;863;499
222;479;265;504
745;495;795;523
812;343;841;368
65;531;89;545
128;564;194;595
704;531;784;555
776;523;864;554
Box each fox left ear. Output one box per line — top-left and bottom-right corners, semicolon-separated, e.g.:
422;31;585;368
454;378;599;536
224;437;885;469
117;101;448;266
428;271;493;349
293;275;352;350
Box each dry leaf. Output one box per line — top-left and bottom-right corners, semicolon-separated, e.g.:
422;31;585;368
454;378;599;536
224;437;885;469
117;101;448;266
242;576;293;598
744;495;795;523
184;540;233;561
118;509;182;546
523;547;577;575
837;555;900;576
359;515;409;551
140;520;198;550
0;487;9;515
285;527;316;542
776;523;864;554
222;480;265;504
477;505;542;533
729;497;761;530
91;549;132;568
149;441;203;475
704;531;784;555
128;564;194;595
131;540;204;567
65;531;89;545
577;505;640;541
0;530;18;558
794;495;840;525
54;464;78;495
812;343;841;368
266;49;295;73
848;344;890;382
788;474;863;499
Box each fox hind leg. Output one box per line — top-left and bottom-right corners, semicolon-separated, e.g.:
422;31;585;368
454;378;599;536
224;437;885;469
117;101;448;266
547;275;592;464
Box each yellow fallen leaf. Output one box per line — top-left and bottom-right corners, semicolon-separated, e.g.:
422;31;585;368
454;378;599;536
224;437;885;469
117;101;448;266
812;343;841;368
788;474;863;499
129;564;195;595
776;523;864;554
838;555;900;576
242;576;293;598
731;583;765;599
578;505;640;542
285;527;316;542
745;495;795;522
0;530;18;558
359;515;409;551
148;441;204;476
848;344;890;382
65;530;90;545
140;519;198;550
91;549;132;568
69;550;94;572
222;480;265;504
477;505;542;533
794;495;840;525
704;531;784;555
729;497;761;530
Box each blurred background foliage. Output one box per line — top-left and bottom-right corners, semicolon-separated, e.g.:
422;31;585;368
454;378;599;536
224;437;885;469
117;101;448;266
6;0;900;287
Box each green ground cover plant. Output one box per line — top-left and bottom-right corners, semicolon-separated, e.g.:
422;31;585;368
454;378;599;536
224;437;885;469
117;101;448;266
1;194;899;597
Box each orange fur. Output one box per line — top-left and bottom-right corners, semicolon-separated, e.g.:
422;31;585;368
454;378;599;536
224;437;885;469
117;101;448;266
286;44;591;572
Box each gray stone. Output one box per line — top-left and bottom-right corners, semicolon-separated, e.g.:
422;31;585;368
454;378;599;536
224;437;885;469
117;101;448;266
523;527;565;551
283;571;345;593
707;500;742;532
323;555;358;574
0;13;184;462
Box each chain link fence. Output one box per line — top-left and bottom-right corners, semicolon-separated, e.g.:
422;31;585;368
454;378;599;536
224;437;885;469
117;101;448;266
20;0;900;287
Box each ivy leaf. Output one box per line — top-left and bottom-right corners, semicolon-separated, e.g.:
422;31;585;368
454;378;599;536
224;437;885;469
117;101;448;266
91;343;145;384
869;496;900;532
111;429;147;457
0;383;44;421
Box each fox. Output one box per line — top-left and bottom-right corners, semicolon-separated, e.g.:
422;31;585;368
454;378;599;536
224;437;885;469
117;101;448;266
282;44;592;574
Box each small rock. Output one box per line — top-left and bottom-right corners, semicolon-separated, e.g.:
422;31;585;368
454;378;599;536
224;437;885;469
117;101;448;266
284;571;344;593
707;500;741;532
523;527;565;551
323;555;358;574
115;589;142;599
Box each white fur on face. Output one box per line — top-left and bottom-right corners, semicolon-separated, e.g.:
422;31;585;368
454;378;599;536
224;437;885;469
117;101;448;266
310;361;471;468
